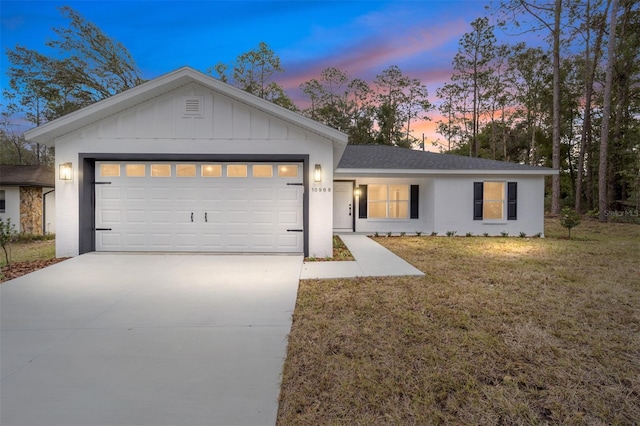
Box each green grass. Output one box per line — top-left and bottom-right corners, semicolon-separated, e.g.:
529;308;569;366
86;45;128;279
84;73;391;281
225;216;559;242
0;239;56;267
278;218;640;424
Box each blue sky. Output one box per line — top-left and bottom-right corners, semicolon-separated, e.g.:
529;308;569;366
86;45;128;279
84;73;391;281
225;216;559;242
1;0;513;141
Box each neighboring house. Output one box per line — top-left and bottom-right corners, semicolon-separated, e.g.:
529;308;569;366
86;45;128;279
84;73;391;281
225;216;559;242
0;165;56;235
24;67;556;258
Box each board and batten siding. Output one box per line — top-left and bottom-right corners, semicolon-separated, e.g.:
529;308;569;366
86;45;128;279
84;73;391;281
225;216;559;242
53;82;335;257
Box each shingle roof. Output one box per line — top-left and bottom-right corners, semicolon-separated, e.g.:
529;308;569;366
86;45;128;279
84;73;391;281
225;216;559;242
0;165;55;187
337;145;554;172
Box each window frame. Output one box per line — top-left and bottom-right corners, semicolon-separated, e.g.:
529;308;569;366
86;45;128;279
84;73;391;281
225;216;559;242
474;181;517;221
367;184;410;220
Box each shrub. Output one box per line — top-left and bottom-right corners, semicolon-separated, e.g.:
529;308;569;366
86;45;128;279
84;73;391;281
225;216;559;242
0;218;17;268
519;232;527;238
400;232;406;237
430;231;438;237
446;231;457;237
501;231;509;237
560;207;581;239
465;232;473;237
415;231;422;237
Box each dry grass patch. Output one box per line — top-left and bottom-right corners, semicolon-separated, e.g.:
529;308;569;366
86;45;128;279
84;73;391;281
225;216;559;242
278;218;640;424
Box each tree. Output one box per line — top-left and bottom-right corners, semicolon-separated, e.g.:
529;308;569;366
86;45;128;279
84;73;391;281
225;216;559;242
300;67;351;131
451;17;497;157
373;65;431;148
3;6;143;154
494;0;567;214
598;0;619;221
507;45;552;165
209;42;296;110
560;206;581;238
573;0;610;213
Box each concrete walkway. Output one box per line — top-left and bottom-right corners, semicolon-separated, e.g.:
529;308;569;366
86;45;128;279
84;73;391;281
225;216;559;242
1;254;302;426
300;234;424;279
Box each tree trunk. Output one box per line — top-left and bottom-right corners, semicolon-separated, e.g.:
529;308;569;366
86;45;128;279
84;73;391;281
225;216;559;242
551;0;562;215
575;0;608;213
599;0;618;222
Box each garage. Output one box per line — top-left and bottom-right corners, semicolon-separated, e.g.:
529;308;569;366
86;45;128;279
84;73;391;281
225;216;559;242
95;161;304;253
25;67;347;258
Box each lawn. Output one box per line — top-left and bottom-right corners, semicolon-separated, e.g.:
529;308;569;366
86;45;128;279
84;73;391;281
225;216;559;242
278;218;640;424
0;239;64;282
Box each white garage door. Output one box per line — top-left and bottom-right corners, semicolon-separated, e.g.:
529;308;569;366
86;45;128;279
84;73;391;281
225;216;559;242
95;162;304;253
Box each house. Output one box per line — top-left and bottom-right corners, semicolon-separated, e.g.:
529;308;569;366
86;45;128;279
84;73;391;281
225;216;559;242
24;67;555;258
0;165;56;235
334;145;555;237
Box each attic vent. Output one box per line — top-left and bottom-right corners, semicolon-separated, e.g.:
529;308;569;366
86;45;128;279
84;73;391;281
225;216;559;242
183;96;203;117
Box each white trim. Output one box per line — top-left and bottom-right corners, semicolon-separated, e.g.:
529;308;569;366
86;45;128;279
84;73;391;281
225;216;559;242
335;168;557;177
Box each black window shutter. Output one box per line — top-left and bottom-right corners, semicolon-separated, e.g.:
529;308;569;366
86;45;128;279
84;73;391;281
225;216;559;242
358;185;368;218
473;182;483;220
410;185;419;219
507;182;517;220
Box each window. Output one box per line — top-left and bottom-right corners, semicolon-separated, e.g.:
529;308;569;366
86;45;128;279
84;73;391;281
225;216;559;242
474;181;517;221
100;164;120;177
253;165;273;178
483;182;504;220
202;164;221;177
176;164;196;177
151;164;171;177
226;164;247;178
278;165;298;178
0;190;5;213
125;164;146;177
359;184;419;219
368;184;409;219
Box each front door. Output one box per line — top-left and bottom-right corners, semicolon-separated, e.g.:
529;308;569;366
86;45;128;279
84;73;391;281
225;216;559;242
333;181;354;231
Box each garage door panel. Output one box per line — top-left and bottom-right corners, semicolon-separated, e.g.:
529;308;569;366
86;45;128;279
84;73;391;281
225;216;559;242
150;187;172;200
278;211;300;225
252;211;273;224
99;186;122;200
126;187;147;200
96;161;303;253
279;187;301;199
126;210;146;223
126;233;148;248
100;210;122;224
150;210;173;224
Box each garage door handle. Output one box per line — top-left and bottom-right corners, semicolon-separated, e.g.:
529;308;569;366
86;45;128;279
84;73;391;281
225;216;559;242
96;228;112;231
287;229;303;232
204;212;208;222
191;212;194;222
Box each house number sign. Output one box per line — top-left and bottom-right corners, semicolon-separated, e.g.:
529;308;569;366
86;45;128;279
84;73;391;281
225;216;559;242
312;187;332;192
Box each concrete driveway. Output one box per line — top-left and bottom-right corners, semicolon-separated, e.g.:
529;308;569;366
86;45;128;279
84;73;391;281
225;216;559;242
1;253;303;426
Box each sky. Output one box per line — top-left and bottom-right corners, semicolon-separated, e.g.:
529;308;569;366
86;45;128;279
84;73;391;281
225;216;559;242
1;0;522;147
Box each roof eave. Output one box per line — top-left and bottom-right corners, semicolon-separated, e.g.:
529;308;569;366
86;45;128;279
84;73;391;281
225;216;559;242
335;168;559;177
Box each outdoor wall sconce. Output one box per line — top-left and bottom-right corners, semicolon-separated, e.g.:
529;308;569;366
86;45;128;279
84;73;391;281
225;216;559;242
355;186;361;197
314;164;322;183
59;162;73;181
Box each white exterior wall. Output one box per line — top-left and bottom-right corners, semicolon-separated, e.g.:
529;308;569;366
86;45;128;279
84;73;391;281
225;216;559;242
346;174;546;237
353;177;433;235
432;175;545;236
0;187;20;230
53;82;335;257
